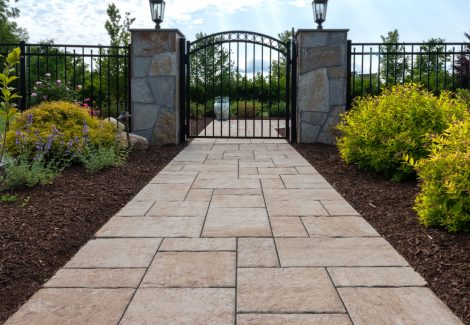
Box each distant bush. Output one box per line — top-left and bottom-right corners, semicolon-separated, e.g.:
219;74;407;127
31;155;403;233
412;117;470;232
337;83;468;180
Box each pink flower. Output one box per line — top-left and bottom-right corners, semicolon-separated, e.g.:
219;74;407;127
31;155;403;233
31;92;37;97
36;81;42;86
84;98;91;102
45;73;51;78
82;103;90;108
76;85;82;90
56;80;62;84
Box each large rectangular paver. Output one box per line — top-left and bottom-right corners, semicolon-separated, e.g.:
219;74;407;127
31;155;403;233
237;268;345;313
302;217;379;237
146;201;209;217
237;238;279;267
264;188;342;201
159;238;236;251
141;252;236;288
193;178;260;189
120;288;235;325
281;174;332;189
132;184;191;201
5;288;134;325
328;267;427;287
202;208;272;237
276;237;409;267
338;287;463;325
270;217;309;237
44;268;146;288
65;238;161;268
212;195;265;208
266;200;329;217
237;314;352;325
96;217;203;238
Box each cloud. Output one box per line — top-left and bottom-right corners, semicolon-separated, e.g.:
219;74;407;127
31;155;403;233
288;0;308;8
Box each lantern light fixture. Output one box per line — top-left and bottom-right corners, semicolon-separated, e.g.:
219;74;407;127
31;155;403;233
312;0;328;30
150;0;166;29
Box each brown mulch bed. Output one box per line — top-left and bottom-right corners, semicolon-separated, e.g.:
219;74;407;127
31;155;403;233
0;144;186;323
293;143;470;324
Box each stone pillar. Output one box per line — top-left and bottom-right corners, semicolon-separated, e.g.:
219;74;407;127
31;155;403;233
296;29;349;144
130;29;185;145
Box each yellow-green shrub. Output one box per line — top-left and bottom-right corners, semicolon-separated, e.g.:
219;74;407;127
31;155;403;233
414;117;470;232
6;101;117;162
337;83;468;180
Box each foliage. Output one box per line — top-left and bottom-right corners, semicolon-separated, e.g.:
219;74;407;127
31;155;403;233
379;30;409;86
0;193;16;202
0;47;20;164
337;83;468;180
455;88;470;108
412;117;470;232
105;3;135;47
30;73;80;105
79;144;127;173
453;31;470;87
190;100;287;119
5;101;117;164
1;154;61;189
0;0;28;42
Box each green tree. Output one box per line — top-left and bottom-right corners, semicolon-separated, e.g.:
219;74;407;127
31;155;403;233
0;0;28;43
379;30;409;86
412;38;449;91
454;31;470;88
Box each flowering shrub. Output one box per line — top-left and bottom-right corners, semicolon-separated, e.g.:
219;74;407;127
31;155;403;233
6;101;117;164
413;116;470;232
337;83;469;180
31;73;78;104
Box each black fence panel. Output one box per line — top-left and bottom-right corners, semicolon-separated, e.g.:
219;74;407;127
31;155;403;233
0;42;131;123
348;42;470;107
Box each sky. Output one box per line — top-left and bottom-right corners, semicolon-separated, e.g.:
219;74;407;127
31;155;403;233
9;0;470;45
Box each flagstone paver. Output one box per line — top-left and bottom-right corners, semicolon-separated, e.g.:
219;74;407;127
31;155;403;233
6;138;463;324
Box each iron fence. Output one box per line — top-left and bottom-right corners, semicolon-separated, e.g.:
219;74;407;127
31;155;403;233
0;42;131;122
347;41;470;107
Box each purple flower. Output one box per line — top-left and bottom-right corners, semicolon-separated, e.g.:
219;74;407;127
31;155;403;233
45;135;53;152
15;131;23;146
26;114;33;126
31;92;38;97
43;95;48;100
82;120;89;136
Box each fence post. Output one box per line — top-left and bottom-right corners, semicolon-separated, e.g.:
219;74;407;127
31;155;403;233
179;38;187;143
19;41;27;111
346;40;352;110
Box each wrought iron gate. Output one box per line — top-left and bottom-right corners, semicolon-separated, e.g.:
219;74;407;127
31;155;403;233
180;31;296;141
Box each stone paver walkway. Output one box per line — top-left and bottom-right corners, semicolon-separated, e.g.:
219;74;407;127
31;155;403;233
6;138;463;325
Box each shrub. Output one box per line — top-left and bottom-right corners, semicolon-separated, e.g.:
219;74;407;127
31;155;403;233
413;117;470;232
31;73;79;105
455;88;470;108
337;83;468;180
6;101;117;164
1;155;61;189
79;144;128;173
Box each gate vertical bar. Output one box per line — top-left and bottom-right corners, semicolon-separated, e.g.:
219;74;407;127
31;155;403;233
19;41;27;111
290;33;297;143
285;40;291;141
179;38;187;143
185;40;191;138
346;40;352;110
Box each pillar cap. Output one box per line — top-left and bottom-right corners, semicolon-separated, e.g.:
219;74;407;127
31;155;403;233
295;29;349;37
129;28;185;38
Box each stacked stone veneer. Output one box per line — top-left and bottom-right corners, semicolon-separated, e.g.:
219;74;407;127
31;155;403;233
130;29;184;145
296;29;349;144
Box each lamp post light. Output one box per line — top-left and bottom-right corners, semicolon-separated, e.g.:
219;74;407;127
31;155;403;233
312;0;328;30
150;0;166;29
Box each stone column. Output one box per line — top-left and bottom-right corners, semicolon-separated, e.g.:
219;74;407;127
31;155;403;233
296;29;349;144
130;29;185;145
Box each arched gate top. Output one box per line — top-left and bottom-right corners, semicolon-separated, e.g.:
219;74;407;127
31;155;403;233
189;31;289;56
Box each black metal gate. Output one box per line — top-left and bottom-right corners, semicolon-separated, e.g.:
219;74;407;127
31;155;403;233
179;31;296;142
